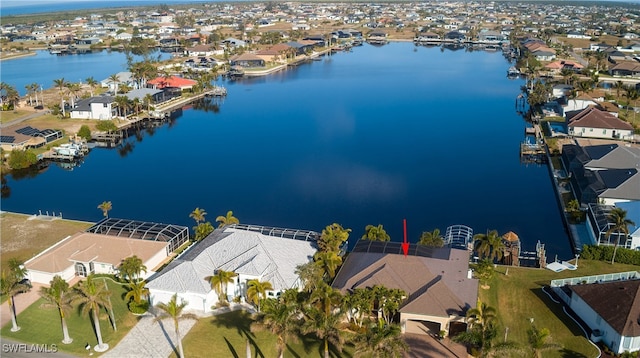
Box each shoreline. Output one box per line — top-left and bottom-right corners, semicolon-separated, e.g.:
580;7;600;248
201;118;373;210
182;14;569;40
0;51;37;61
0;210;95;224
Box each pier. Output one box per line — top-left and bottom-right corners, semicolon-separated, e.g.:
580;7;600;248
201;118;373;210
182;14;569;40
149;87;227;118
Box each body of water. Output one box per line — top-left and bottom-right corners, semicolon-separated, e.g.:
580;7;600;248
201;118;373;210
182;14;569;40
2;42;572;258
1;1;209;16
1;50;171;96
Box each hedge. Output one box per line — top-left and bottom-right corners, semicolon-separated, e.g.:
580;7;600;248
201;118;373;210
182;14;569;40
580;244;640;265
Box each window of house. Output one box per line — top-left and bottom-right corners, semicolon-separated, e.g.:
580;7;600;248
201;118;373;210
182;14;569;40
603;130;607;134
103;103;108;108
75;262;87;277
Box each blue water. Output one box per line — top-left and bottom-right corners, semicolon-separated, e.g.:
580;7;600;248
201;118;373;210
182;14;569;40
1;50;171;96
1;1;209;16
1;42;571;258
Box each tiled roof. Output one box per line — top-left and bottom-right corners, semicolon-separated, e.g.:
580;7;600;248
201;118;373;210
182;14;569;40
148;76;197;89
332;249;477;318
568;107;634;130
147;226;317;295
571;280;640;336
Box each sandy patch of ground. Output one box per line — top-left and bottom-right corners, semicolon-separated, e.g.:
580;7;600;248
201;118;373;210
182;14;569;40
0;212;93;271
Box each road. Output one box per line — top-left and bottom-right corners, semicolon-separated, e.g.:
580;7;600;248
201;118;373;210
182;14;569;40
1;110;49;129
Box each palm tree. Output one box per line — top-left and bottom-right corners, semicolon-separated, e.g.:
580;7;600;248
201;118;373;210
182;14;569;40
314;251;342;279
114;95;131;118
108;73;120;94
53;78;67;116
354;320;409;358
25;84;34;106
466;301;497;335
251;298;299;358
65;82;81;108
607;208;635;265
473;230;505;262
154;293;197;358
318;223;351;254
189;207;207;225
216;210;239;228
295;261;325;292
418;228;444;247
361;224;390;241
143;93;154;112
302;307;345;358
39;275;74;344
119;255;147;282
528;323;561;358
0;270;30;332
205;269;237;304
343;287;374;328
85;77;98;97
74;274;112;352
97;201;112;218
246;279;273;312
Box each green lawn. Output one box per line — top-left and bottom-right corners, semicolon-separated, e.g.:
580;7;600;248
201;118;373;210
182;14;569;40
1;277;140;356
480;260;640;357
178;310;355;358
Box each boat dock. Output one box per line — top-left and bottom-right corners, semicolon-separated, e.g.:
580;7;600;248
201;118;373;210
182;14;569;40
149;87;227;118
40;139;89;162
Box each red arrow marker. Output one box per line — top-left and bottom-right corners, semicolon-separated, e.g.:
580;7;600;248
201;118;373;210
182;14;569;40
401;218;409;257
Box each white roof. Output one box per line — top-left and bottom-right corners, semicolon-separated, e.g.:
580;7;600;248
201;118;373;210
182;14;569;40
147;227;317;295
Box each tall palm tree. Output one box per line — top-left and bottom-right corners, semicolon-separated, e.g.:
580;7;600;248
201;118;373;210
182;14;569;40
246;279;273;312
53;78;67;116
39;275;74;344
74;274;112;352
361;224;390;241
216;210;239;228
114;95;131;118
205;269;237;304
25;84;34;106
302;307;345;358
607;208;635;265
466;300;497;335
97;201;112;218
154;293;197;358
119;255;147;282
189;207;207;225
108;73;120;94
418;228;444;247
354;320;409;358
295;261;324;292
0;270;30;332
473;230;505;262
251;298;300;358
85;77;98;97
143;93;154;112
65;82;81;108
528;323;561;358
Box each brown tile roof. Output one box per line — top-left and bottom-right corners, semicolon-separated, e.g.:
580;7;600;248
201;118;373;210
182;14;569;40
25;232;168;274
256;43;291;56
570;279;640;336
332;249;477;318
568;107;634;130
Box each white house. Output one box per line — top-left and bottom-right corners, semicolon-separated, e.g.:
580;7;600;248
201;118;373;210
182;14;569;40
568;107;635;141
147;225;318;313
551;272;640;355
69;96;117;120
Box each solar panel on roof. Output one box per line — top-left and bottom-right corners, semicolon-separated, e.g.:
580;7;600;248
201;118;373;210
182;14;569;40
15;126;40;136
0;136;15;143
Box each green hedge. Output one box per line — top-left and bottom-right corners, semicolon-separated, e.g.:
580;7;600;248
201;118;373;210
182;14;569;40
580;245;640;265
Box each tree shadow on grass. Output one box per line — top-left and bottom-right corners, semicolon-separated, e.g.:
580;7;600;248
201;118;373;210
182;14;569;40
224;337;240;358
529;287;586;337
560;348;588;358
211;310;265;358
285;343;301;358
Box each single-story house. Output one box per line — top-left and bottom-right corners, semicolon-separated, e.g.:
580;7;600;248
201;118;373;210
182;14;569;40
332;241;477;337
147;76;197;91
567;107;634;141
229;53;265;68
255;43;293;62
0;126;62;151
183;44;222;57
545;60;584;74
551;273;640;354
125;88;164;103
147;224;318;313
69;96;117;120
100;71;135;91
609;62;640;78
25;232;170;285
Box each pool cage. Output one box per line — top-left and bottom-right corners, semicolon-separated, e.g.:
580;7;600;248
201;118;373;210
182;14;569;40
86;218;190;253
588;203;632;248
444;225;474;250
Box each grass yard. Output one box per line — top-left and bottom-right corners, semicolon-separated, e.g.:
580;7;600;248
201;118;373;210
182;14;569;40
0;109;34;123
0;212;93;273
1;277;139;356
178;310;356;358
480;260;640;357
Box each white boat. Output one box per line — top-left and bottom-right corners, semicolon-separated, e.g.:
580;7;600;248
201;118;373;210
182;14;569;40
507;66;520;76
53;143;80;156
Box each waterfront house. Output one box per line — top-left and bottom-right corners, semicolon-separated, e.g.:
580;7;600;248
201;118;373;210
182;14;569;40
586;201;640;249
100;71;135;91
184;44;222;57
255;43;293;63
24;218;189;285
147;76;197;92
124;88;164;103
229;53;266;68
331;241;477;337
551;272;640;355
567;107;634;141
69;96;117;120
0;126;62;151
147;224;318;313
545;60;584;74
609;62;640;78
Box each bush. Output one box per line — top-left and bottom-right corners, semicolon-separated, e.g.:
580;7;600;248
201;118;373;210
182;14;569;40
580;244;640;265
8;149;37;169
77;125;91;140
95;120;118;132
128;300;149;314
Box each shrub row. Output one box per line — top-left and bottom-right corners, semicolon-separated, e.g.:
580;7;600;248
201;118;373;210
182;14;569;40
580;245;640;265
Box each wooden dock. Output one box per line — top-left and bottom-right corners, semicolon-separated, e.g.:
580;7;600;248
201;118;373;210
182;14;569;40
150;87;227;117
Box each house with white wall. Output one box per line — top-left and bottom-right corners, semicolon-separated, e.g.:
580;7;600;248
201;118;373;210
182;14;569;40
69;96;117;120
567;107;634;141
